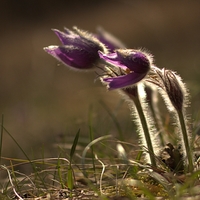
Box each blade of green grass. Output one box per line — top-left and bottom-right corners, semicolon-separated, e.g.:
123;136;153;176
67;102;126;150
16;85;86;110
9;160;20;192
67;165;74;196
88;105;97;184
68;129;80;192
69;129;80;163
100;100;124;141
130;150;143;179
3;127;31;164
57;154;65;189
2;126;47;189
81;134;112;177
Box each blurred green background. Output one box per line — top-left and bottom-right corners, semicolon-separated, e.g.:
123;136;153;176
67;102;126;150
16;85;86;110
1;0;200;159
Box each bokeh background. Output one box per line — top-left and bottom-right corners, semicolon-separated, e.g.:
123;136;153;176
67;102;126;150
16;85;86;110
1;0;200;160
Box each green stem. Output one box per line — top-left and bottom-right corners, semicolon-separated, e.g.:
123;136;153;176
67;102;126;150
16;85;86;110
177;110;194;173
131;87;157;167
149;100;165;147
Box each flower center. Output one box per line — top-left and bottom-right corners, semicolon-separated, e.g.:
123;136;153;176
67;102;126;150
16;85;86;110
125;68;131;74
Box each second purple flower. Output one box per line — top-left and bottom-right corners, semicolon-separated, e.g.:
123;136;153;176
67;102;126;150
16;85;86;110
99;49;152;89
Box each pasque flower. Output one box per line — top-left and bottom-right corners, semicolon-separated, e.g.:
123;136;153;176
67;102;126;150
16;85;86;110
44;26;194;171
150;68;185;111
99;49;152;89
148;67;194;172
99;49;158;166
44;27;108;70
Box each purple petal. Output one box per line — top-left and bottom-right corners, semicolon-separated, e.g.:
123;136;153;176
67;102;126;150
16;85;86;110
98;51;127;70
52;29;77;45
44;45;96;69
44;45;74;66
53;29;103;54
103;72;146;90
116;50;150;73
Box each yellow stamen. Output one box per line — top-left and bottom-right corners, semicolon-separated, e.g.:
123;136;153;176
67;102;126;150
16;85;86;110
125;68;131;74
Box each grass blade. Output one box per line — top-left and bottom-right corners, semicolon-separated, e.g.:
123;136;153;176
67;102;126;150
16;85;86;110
67;165;74;194
81;134;112;177
68;129;80;192
69;129;80;162
88;105;97;184
100;100;124;141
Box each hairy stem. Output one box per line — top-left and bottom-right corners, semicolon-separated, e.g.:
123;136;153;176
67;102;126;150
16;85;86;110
131;87;157;167
177;110;194;173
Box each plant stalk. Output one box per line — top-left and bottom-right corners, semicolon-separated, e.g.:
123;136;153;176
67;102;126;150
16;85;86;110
131;87;157;167
177;110;194;173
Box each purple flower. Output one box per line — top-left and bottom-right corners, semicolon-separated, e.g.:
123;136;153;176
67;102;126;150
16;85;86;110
96;27;126;52
99;49;152;89
44;27;107;70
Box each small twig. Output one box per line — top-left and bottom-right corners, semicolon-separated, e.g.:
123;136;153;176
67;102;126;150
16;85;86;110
1;165;23;200
94;154;106;195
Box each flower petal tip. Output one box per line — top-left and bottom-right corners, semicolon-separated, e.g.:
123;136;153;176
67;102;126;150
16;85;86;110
98;50;104;58
98;51;110;60
43;45;58;53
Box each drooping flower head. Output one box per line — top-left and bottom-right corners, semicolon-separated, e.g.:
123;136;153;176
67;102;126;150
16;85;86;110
148;67;193;173
148;67;186;111
44;27;108;70
99;49;152;89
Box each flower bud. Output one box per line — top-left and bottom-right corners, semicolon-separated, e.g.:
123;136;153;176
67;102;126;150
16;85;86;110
44;27;107;70
153;68;185;111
